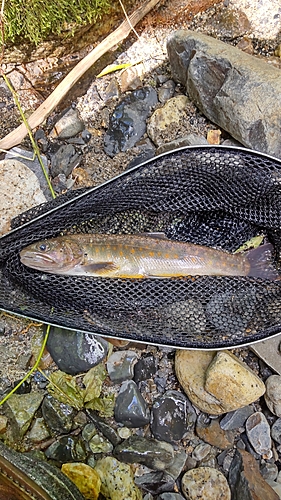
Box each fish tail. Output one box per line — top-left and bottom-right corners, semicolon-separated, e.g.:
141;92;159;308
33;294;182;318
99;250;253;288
246;243;280;280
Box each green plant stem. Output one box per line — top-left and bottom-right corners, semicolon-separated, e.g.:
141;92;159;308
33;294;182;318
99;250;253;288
0;324;50;406
1;73;56;199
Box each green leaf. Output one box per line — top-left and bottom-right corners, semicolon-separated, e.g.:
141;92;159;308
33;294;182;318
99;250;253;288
234;234;264;253
47;371;85;410
85;394;115;417
83;364;107;403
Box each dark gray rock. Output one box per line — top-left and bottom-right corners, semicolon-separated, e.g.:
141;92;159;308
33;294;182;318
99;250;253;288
114;380;150;427
167;30;281;158
220;406;254;430
134;354;157;383
50;144;81;178
157;494;185;500
271;417;281;444
45;435;86;463
104;86;158;157
158;80;176;103
228;449;279;500
134;471;174;495
113;435;174;470
86;409;121;446
46;328;108;375
150;390;196;442
42;395;75;434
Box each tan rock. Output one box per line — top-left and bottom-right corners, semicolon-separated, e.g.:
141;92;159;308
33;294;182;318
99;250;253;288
175;350;223;415
61;462;101;500
205;351;265;411
182;467;231;500
175;349;265;415
147;95;190;147
0;159;46;235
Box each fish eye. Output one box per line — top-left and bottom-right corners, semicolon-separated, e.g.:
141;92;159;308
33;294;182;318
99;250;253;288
38;243;49;252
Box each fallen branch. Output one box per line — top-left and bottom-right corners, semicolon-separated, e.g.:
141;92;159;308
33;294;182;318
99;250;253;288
0;0;161;150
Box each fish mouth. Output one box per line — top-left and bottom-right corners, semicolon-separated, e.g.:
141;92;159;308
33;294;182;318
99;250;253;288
20;251;59;270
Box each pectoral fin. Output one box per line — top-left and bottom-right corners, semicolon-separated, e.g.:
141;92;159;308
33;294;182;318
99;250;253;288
82;262;119;275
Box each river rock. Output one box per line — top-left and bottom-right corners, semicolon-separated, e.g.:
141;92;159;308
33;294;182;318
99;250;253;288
228;449;279;500
0;159;46;235
42;395;76;434
167;30;281;157
49;107;85;139
205;351;265;411
271;417;281;444
220;406;254;430
264;375;281;416
135;471;175;495
107;350;138;383
46;328;108;375
94;456;142;500
150;390;196;442
181;467;231;500
113;435;174;470
196;415;235;450
175;350;265;415
245;412;272;458
26;417;50;443
147;95;190;147
133;354;157;383
61;462;101;500
114;380;150;427
45;435;86;463
104;86;158;157
4;392;44;438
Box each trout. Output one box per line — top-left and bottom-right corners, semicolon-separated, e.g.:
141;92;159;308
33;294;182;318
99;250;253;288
19;233;279;280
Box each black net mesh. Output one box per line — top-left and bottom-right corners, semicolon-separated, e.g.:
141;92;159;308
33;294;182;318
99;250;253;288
1;146;281;349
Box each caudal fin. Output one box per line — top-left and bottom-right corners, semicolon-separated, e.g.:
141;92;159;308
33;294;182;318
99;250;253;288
247;243;280;280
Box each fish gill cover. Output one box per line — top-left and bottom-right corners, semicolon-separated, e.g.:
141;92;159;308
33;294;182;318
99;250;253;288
0;145;281;349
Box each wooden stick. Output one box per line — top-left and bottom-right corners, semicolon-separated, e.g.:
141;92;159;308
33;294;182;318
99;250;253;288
0;0;160;150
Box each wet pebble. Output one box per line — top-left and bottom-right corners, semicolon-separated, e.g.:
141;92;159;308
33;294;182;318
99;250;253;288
42;395;76;434
107;350;138;383
61;462;101;500
45;435;86;463
181;467;231;500
114;380;150;427
158;80;176;103
191;442;212;462
104;86;158;157
26;417;50;443
265;375;281;416
49;107;85;139
4;392;44;439
133;354;157;383
46;328;108;375
220;406;254;430
135;471;175;495
94;456;142;500
150;390;196;442
113;435;174;470
271;417;281;444
245;412;272;458
86;409;121;446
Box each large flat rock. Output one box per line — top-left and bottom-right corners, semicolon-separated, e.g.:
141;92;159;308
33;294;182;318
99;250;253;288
167;30;281;157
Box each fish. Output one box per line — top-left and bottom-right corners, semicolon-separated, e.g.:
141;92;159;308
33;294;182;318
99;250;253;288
19;233;280;280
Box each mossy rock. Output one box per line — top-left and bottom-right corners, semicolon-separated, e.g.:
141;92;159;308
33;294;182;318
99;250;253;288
2;0;135;63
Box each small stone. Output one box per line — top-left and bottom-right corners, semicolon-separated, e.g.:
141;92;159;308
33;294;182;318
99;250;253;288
265;375;281;416
94;456;142;500
113;435;174;471
107;350;138;383
192;443;212;462
61;462;101;500
4;392;44;439
157;494;185;500
151;390;196;442
45;435;86;463
50;144;79;178
147;95;189;147
250;335;281;376
205;351;265;411
158;80;176;103
46;327;108;375
260;462;278;481
86;410;121;446
156;134;208;155
0;159;46;235
181;467;230;500
26;417;50;443
133;354;157;383
42;395;76;434
228;449;279;500
135;471;174;495
88;431;113;454
114;380;150;427
220;406;254;430
246;412;272;458
271;417;281;444
196;416;235;450
50;107;84;139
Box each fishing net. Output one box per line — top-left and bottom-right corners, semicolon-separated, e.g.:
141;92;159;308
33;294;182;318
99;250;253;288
0;145;281;349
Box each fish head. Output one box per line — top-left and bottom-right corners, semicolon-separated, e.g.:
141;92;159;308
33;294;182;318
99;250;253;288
20;237;84;273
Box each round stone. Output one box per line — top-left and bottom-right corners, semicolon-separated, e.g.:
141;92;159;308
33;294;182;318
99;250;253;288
181;467;231;500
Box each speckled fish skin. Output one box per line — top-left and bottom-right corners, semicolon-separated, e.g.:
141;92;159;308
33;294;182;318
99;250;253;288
19;233;278;280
